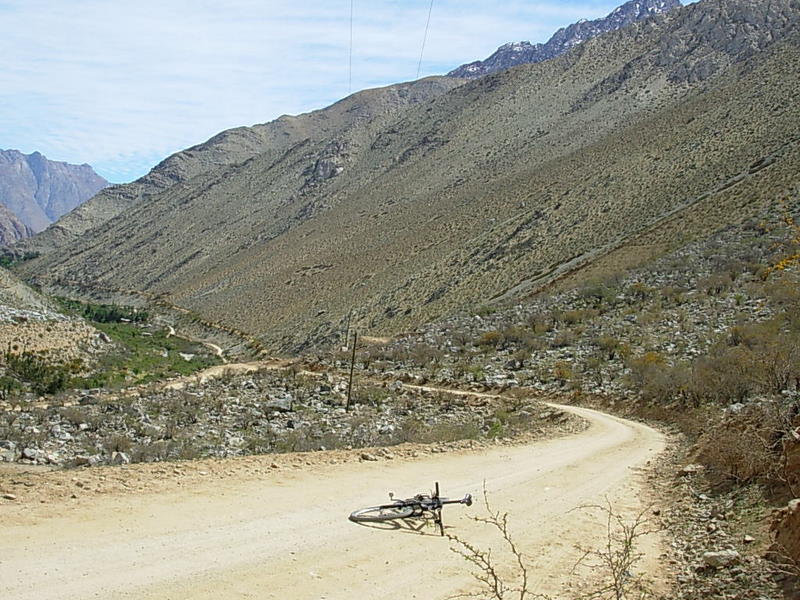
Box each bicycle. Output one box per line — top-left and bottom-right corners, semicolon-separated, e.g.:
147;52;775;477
348;481;472;536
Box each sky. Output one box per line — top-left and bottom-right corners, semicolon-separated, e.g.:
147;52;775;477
1;0;674;183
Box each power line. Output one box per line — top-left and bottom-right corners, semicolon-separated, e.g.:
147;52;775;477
349;0;354;93
416;0;435;80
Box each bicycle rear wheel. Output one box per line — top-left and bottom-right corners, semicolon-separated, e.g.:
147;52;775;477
349;503;415;522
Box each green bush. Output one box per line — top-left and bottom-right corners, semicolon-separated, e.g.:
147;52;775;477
58;298;148;323
2;349;72;395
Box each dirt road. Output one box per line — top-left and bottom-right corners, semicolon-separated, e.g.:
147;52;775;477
1;405;666;599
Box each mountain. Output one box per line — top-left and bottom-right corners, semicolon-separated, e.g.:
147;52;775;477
447;0;682;78
0;150;108;234
18;0;800;352
18;78;462;255
0;204;33;246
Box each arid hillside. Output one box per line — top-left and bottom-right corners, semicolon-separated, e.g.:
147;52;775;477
18;0;800;351
19;77;462;254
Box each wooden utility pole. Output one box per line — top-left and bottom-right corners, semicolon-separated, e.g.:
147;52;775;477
344;310;352;346
346;331;357;412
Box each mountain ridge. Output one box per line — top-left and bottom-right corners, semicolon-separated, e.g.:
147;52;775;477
19;78;463;255
0;149;108;234
447;0;682;79
18;0;800;352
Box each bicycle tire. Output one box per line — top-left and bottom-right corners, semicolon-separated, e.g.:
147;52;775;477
349;503;415;522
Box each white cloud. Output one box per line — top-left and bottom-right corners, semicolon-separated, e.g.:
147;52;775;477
0;0;630;182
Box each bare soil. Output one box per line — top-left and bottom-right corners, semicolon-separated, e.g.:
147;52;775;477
0;404;666;599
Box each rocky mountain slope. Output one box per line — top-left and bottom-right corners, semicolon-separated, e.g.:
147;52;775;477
20;78;462;254
447;0;682;78
18;0;800;352
0;204;32;246
0;150;107;233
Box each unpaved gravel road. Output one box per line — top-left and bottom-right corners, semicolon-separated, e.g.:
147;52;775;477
1;404;665;599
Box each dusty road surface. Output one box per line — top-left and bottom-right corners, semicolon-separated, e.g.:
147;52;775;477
2;405;666;599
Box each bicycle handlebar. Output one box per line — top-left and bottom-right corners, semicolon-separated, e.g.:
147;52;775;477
441;493;472;507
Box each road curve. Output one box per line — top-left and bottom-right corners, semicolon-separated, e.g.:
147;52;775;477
1;405;665;599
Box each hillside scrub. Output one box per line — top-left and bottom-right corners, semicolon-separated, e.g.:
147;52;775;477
0;369;582;467
347;204;800;497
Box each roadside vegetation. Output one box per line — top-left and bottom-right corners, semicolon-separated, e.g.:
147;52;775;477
0;299;218;398
338;200;800;598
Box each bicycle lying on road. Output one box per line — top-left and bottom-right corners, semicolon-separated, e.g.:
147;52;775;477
349;482;472;536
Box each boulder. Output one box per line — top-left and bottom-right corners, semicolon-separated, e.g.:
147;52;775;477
21;447;44;462
771;499;800;566
110;451;131;465
702;550;741;568
266;398;293;412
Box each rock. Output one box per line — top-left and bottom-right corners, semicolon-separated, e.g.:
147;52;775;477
266;398;293;412
110;451;131;465
743;535;755;544
360;452;379;462
97;331;112;344
22;447;44;462
771;498;800;569
2;493;17;500
702;550;741;568
78;394;100;405
679;463;705;477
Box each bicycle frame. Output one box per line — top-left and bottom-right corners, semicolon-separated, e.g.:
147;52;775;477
350;481;472;536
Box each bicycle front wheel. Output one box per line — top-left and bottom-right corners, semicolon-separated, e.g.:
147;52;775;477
349;503;415;522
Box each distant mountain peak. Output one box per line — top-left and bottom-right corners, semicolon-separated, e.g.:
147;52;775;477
447;0;682;79
0;149;108;234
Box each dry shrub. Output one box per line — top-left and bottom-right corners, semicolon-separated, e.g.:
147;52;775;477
478;330;504;349
625;352;667;390
694;401;796;488
477;328;538;352
551;331;577;348
626;320;800;405
591;336;619;360
698;273;733;296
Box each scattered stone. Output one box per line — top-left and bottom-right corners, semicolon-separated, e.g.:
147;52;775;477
22;447;44;462
679;464;705;477
360;452;379;462
2;493;17;500
111;452;131;465
702;549;741;568
266;398;293;412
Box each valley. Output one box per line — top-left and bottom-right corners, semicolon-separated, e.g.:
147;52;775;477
1;0;799;598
